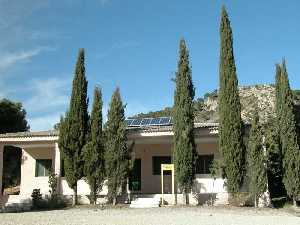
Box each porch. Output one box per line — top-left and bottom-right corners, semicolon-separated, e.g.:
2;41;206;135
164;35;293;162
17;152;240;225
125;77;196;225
127;123;228;205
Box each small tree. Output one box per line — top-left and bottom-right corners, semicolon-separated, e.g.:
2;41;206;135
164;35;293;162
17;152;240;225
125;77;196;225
83;87;105;204
247;109;267;207
48;172;58;199
173;39;196;205
105;88;131;205
58;48;89;206
0;99;29;190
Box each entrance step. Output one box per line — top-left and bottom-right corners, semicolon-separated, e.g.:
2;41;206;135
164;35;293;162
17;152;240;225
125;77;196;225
130;197;160;208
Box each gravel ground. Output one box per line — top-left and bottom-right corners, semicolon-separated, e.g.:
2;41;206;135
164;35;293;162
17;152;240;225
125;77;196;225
0;206;300;225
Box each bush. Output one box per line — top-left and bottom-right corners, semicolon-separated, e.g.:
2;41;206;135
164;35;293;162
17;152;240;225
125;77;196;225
228;192;252;207
31;189;43;209
48;172;58;196
45;195;68;209
31;189;67;210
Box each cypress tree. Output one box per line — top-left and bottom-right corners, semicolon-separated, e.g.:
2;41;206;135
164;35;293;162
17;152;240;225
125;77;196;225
173;39;196;205
105;88;130;205
83;87;105;204
278;60;300;206
218;6;244;193
58;48;89;206
265;118;286;201
267;64;286;201
275;64;283;124
247;109;267;207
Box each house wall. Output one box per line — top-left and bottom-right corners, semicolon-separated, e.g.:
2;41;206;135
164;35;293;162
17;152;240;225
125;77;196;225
21;147;54;196
132;139;226;196
20;145;106;199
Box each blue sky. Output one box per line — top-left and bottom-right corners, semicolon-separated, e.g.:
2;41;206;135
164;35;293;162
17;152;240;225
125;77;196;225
0;0;300;131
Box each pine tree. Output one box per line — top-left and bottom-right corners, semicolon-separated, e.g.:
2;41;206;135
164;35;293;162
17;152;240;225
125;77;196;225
278;60;300;207
218;6;244;193
58;48;89;206
104;88;130;205
247;109;267;207
83;87;105;204
173;39;196;205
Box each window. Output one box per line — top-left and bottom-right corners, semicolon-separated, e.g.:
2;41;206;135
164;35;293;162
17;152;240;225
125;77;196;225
195;155;214;174
152;156;171;175
35;159;52;177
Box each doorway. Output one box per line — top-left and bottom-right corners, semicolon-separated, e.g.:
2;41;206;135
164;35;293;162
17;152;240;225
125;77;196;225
129;159;141;191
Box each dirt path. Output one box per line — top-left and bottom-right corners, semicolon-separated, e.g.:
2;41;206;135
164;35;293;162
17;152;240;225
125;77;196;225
0;206;299;225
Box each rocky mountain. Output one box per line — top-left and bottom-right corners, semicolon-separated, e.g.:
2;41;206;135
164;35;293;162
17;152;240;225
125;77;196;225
132;84;300;124
198;85;276;124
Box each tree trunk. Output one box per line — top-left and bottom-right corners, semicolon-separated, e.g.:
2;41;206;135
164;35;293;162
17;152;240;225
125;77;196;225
72;185;77;206
293;198;297;208
254;196;257;208
185;192;189;205
93;184;97;205
90;189;95;205
112;196;117;206
89;180;96;205
183;187;189;205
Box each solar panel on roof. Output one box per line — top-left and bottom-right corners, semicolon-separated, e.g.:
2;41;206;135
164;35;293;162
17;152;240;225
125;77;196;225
159;117;171;125
150;118;160;125
126;117;173;127
141;118;152;126
131;118;142;126
125;119;134;126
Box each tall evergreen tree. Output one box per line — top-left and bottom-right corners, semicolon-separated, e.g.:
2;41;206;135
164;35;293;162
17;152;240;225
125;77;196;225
218;6;244;193
275;64;283;124
105;88;130;205
278;61;300;206
83;87;105;204
173;39;196;205
58;48;89;206
247;109;267;207
265;118;286;200
267;64;286;201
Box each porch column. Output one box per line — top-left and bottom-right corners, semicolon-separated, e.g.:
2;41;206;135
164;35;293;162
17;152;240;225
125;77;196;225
54;142;61;176
0;144;4;195
54;142;61;194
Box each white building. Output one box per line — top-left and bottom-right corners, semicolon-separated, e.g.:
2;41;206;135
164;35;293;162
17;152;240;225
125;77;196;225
0;119;229;208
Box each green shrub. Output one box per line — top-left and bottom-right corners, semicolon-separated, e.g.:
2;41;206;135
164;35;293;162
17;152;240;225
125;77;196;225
228;192;252;207
31;189;67;210
31;189;43;209
48;172;58;197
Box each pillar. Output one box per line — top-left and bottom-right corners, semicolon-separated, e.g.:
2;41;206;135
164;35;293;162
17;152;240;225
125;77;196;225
54;142;61;176
0;144;4;195
54;142;61;194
